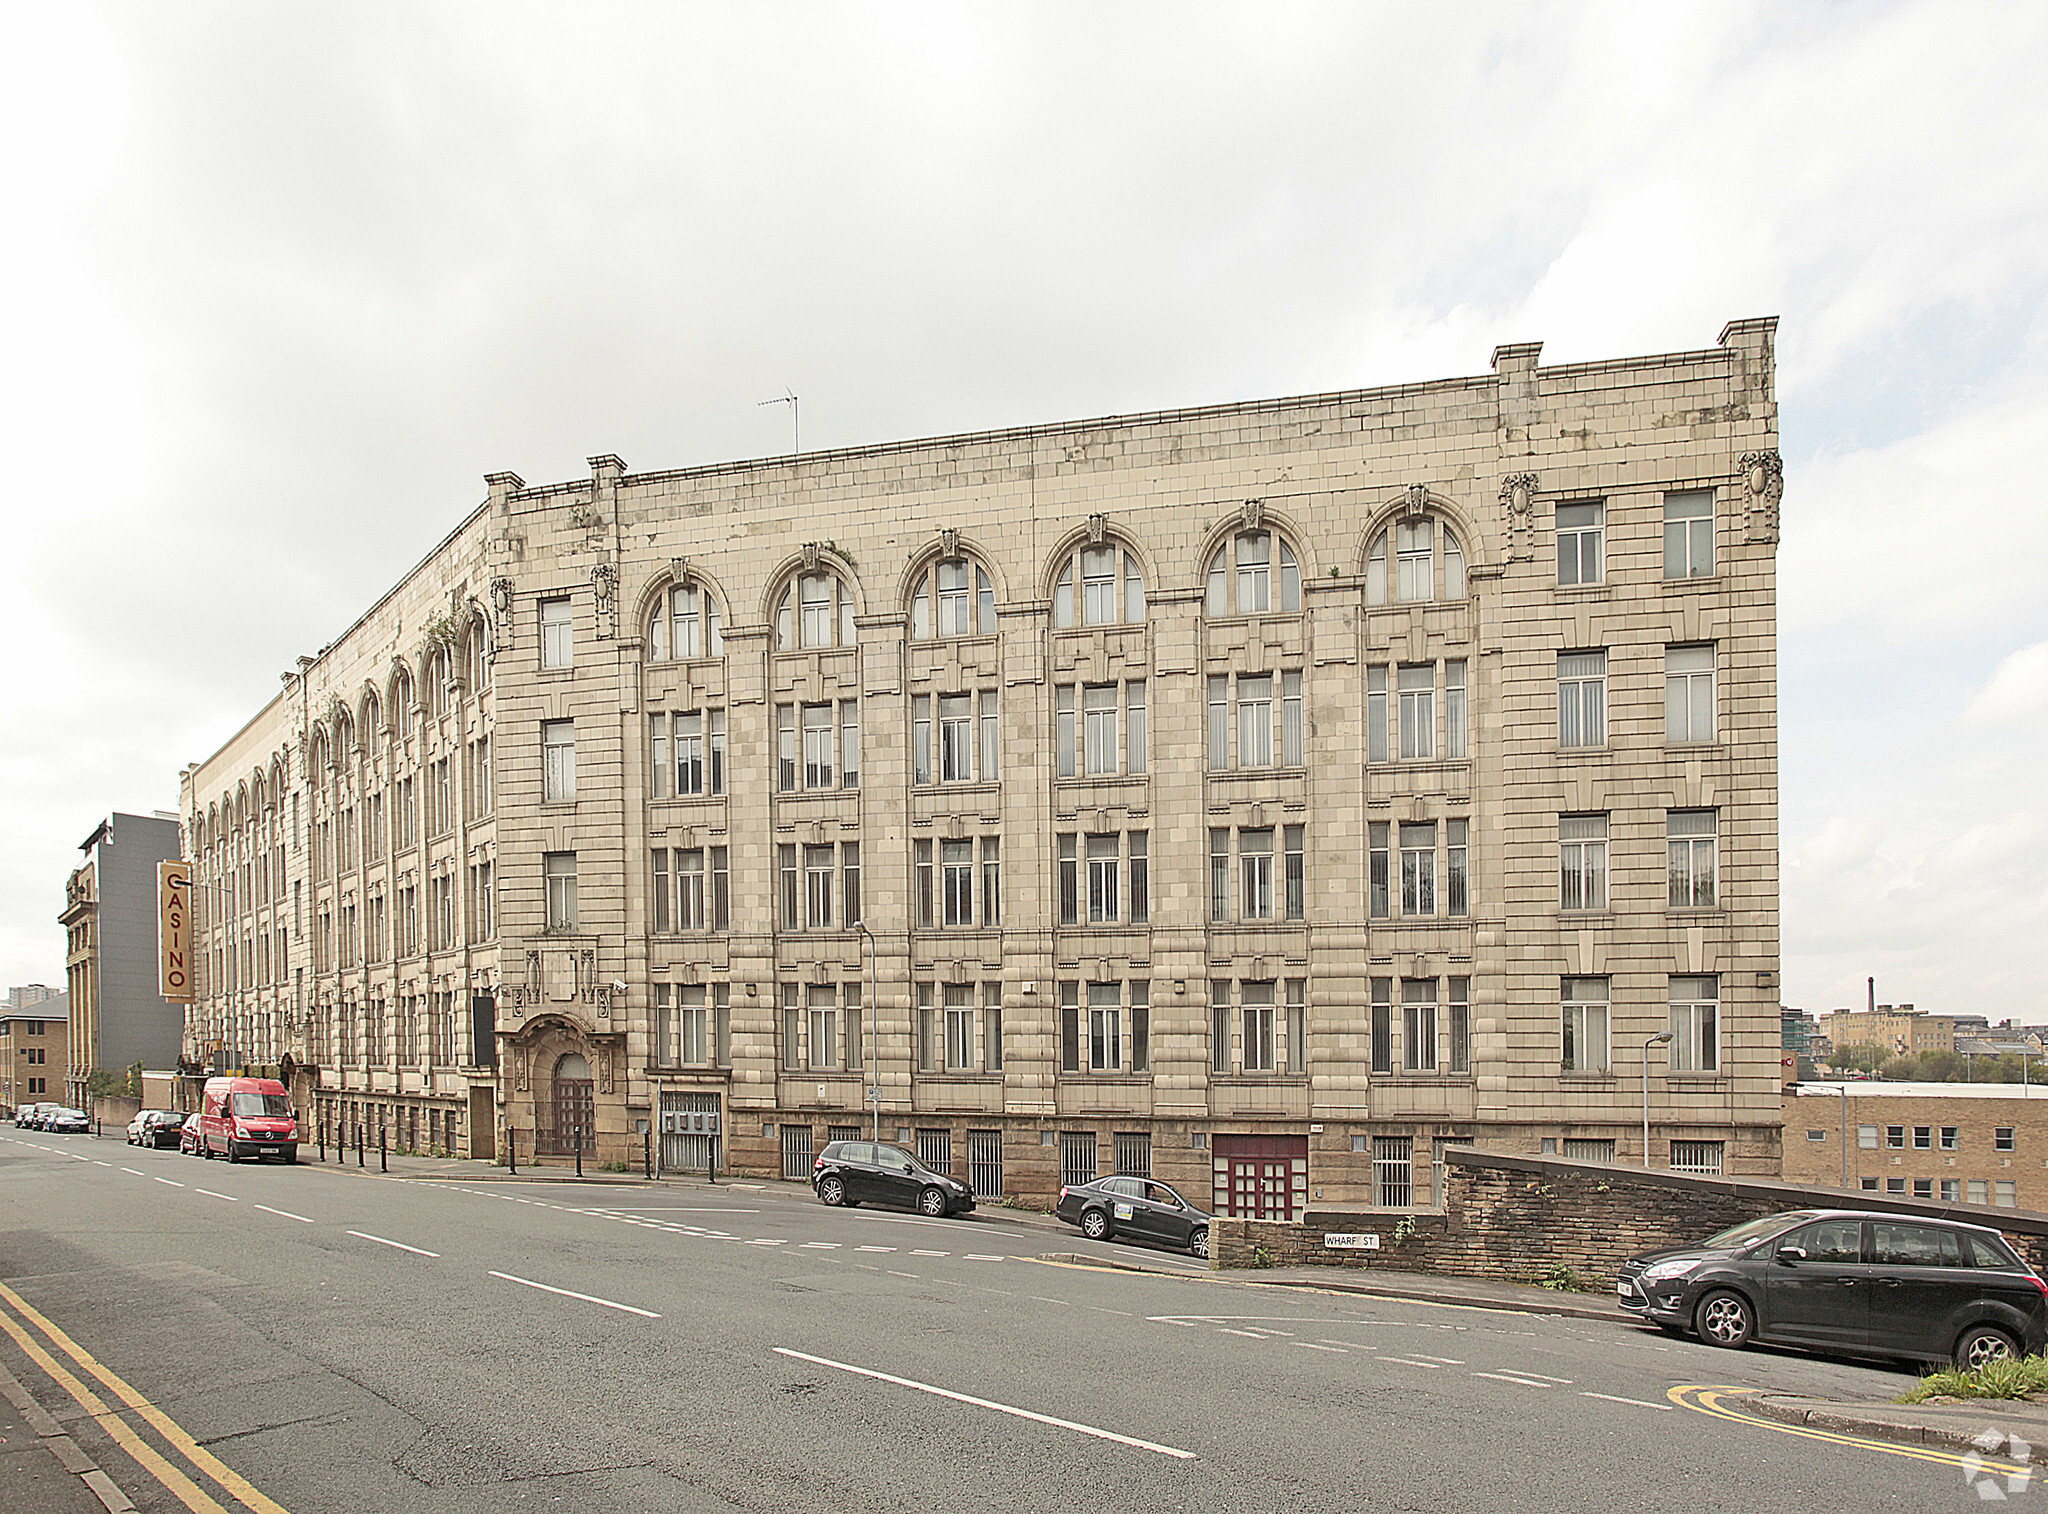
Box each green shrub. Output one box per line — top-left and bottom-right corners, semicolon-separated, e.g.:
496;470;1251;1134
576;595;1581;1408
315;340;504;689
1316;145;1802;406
1897;1355;2048;1403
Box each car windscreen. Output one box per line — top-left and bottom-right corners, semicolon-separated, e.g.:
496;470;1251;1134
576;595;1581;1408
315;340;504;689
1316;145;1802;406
231;1092;292;1117
1698;1211;1816;1251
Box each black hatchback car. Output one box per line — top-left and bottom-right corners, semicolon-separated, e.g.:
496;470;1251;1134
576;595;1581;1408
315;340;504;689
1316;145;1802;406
811;1141;976;1217
1055;1175;1212;1260
1617;1208;2048;1369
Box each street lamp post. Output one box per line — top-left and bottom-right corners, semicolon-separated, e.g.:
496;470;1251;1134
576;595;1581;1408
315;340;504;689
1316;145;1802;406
855;921;878;1141
1643;1032;1674;1168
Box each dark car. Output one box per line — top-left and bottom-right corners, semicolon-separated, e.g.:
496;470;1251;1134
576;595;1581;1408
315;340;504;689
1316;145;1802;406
45;1108;91;1135
1617;1208;2048;1369
1056;1175;1211;1260
130;1110;187;1149
811;1141;976;1217
179;1113;205;1155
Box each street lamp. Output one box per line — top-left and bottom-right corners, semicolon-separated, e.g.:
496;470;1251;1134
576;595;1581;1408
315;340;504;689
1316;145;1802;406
1643;1032;1674;1168
855;920;878;1140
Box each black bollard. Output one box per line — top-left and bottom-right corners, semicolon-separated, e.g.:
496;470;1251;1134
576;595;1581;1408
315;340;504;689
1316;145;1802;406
380;1124;388;1174
508;1125;517;1174
575;1126;583;1179
643;1128;652;1180
356;1120;364;1167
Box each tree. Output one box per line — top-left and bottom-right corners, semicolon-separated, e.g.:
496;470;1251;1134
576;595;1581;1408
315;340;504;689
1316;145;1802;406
1824;1043;1887;1075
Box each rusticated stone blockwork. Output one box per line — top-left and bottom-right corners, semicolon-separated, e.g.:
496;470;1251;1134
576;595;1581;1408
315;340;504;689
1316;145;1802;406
1212;1149;2048;1280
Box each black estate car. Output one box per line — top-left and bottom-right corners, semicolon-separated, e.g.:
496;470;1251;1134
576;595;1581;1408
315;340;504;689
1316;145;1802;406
1617;1209;2048;1368
1055;1175;1212;1260
811;1141;976;1217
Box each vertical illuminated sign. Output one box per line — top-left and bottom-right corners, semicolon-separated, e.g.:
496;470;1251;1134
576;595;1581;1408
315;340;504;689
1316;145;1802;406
159;860;193;1002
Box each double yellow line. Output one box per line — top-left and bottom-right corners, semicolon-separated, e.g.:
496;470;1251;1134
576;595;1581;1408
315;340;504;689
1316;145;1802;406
0;1279;291;1514
1670;1383;2033;1478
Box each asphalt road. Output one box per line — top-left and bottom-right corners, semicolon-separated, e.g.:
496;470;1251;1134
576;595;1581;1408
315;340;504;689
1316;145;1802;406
0;1129;2023;1513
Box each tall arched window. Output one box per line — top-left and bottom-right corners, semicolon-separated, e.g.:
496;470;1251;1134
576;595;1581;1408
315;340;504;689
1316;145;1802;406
359;692;380;749
649;580;725;660
1365;518;1467;605
333;709;355;762
392;665;415;738
910;557;995;639
467;617;490;691
775;571;855;651
424;650;449;718
1051;540;1145;629
1204;530;1300;616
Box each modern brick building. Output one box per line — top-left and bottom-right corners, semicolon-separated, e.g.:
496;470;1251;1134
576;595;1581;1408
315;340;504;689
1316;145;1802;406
179;319;1785;1211
1786;1082;2048;1210
60;812;185;1107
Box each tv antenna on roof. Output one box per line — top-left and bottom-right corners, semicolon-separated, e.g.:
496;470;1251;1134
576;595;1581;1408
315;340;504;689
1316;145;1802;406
758;388;799;454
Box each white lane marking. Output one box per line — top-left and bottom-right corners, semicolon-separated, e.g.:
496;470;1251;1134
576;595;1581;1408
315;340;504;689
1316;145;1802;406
800;1242;841;1249
1381;1358;1444;1369
121;1168;145;1177
255;1204;314;1223
1086;1306;1132;1317
1406;1354;1466;1365
1031;1297;1068;1306
911;1249;948;1257
194;1189;238;1202
153;1178;184;1187
747;1238;786;1247
965;1254;1005;1262
1495;1370;1570;1383
887;1271;921;1279
773;1347;1196;1459
856;1246;896;1253
93;1160;111;1167
490;1271;662;1319
1218;1329;1269;1339
582;1207;760;1213
1580;1392;1674;1412
1471;1372;1555;1387
1294;1342;1350;1353
346;1230;440;1258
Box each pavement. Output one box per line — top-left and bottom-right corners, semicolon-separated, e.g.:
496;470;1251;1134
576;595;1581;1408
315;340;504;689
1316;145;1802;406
291;1143;2048;1466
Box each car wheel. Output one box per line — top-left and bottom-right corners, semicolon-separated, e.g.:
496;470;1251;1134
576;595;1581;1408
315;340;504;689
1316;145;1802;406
1189;1227;1210;1260
818;1175;847;1206
227;1142;241;1164
1695;1290;1755;1350
917;1186;948;1218
1955;1325;2020;1371
1080;1207;1111;1241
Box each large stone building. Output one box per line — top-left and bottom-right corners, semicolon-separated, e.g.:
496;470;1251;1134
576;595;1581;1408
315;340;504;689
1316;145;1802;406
179;320;1785;1212
60;812;185;1106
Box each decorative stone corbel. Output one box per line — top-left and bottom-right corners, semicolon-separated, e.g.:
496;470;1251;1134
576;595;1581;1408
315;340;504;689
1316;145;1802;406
1500;471;1539;562
489;578;515;646
591;558;619;639
939;528;959;558
1239;499;1266;533
1086;513;1108;545
1404;483;1430;519
802;541;823;570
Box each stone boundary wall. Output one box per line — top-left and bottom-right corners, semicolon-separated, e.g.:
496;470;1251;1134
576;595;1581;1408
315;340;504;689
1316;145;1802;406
1212;1147;2048;1284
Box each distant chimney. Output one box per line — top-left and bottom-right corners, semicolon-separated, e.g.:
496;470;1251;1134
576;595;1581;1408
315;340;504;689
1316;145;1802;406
1868;976;1875;1014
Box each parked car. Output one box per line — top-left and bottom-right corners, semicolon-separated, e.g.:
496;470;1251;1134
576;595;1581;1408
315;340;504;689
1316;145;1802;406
810;1140;976;1217
45;1108;91;1135
16;1102;55;1129
197;1075;299;1164
128;1110;187;1148
1616;1208;2048;1369
179;1113;205;1155
25;1103;64;1130
1055;1174;1212;1259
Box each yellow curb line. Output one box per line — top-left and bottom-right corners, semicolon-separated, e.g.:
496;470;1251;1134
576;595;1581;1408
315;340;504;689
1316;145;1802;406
1669;1384;2030;1474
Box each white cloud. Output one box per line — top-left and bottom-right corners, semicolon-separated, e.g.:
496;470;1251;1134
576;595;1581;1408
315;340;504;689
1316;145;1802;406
1969;642;2048;726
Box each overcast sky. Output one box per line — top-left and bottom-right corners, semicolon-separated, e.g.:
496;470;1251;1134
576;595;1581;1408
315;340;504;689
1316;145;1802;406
4;2;2045;1020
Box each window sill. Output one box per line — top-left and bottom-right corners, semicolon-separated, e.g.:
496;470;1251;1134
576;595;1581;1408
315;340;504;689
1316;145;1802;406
1558;1071;1618;1082
912;1071;1005;1082
1556;910;1613;922
1664;742;1721;754
1553;582;1611;596
914;780;1002;795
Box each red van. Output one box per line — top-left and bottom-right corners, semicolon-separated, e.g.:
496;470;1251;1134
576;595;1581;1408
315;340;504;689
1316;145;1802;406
200;1076;298;1164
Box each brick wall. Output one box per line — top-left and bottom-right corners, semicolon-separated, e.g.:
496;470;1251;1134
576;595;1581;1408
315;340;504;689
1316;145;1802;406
1211;1147;2048;1282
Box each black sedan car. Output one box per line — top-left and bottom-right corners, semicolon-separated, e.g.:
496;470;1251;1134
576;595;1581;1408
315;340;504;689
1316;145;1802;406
811;1141;976;1217
44;1108;91;1134
1055;1175;1211;1260
1617;1208;2048;1369
128;1110;188;1148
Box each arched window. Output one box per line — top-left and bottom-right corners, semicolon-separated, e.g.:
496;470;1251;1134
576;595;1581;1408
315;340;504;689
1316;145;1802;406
360;692;380;749
1051;540;1145;629
467;617;490;692
392;665;415;738
424;650;449;718
333;709;355;761
775;571;855;651
1365;518;1467;605
1204;530;1300;616
648;581;725;660
309;726;329;776
910;557;995;639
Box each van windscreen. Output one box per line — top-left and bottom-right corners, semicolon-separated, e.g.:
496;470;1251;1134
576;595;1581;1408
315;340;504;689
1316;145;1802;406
231;1093;291;1118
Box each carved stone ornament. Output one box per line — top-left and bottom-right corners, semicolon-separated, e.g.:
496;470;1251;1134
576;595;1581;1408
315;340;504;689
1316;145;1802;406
489;578;515;645
802;541;823;570
1738;449;1783;543
1499;472;1539;520
1404;483;1430;518
668;556;690;588
939;528;959;558
1239;499;1265;533
591;559;619;638
580;948;599;1004
1086;513;1108;545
